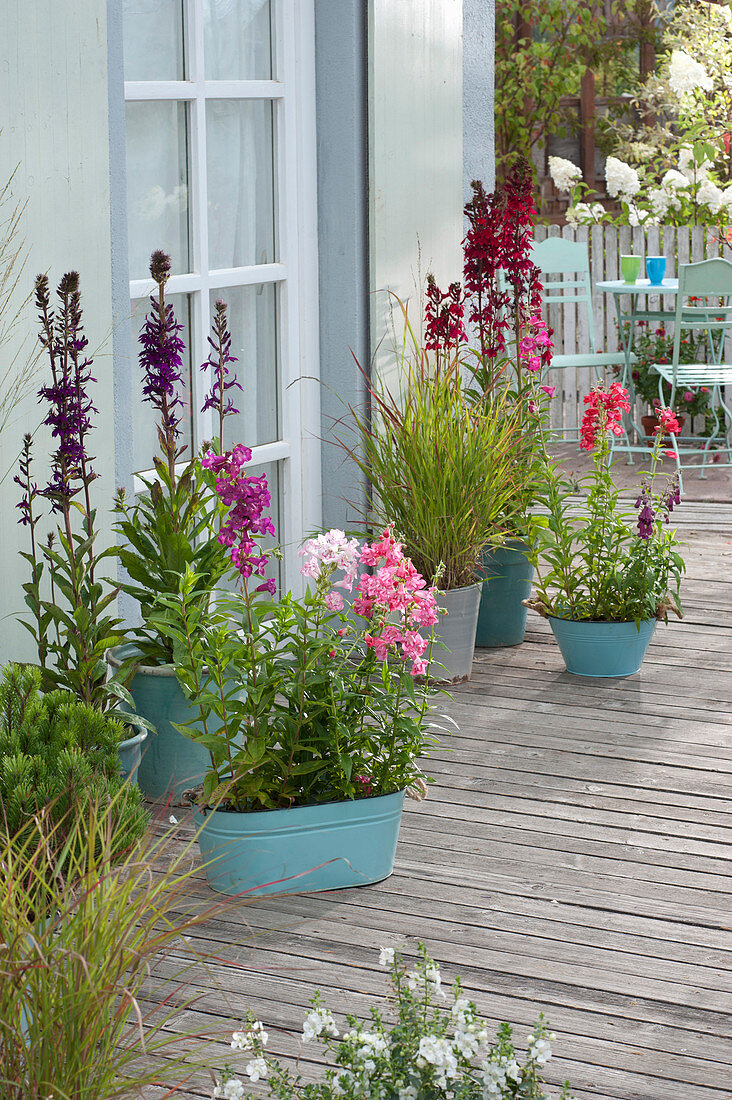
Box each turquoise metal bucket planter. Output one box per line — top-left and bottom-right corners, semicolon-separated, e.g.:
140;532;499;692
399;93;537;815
475;539;534;648
549;617;656;677
108;645;210;802
117;728;148;786
194;790;406;896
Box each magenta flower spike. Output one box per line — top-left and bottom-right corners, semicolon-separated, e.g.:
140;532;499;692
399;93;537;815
202;445;276;589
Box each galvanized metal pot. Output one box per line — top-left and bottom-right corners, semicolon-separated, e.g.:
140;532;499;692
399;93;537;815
426;583;482;683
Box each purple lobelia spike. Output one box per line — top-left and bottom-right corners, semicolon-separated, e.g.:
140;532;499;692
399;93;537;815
139;250;186;485
201;298;242;452
36;271;97;516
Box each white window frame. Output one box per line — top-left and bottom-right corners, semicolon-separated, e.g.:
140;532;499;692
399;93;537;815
125;0;321;594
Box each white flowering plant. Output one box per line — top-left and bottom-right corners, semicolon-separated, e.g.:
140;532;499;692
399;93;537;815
550;140;732;229
211;945;576;1100
604;0;732;175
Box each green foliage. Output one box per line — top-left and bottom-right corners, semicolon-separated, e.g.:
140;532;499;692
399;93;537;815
212;945;576;1100
114;454;231;665
19;508;131;711
0;664;148;863
0;795;230;1099
149;567;442;812
495;0;613;177
529;420;685;623
463;364;554;549
16;295;130;714
345;313;525;591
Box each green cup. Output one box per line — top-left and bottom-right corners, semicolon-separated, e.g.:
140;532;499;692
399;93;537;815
620;255;641;285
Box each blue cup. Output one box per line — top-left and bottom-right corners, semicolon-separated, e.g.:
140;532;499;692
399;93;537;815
646;256;666;285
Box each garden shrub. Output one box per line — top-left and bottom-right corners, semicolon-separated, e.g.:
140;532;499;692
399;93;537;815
0;663;148;859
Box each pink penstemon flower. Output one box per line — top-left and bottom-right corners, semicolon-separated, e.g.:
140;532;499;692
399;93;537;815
324;591;344;612
300;526;439;677
654;408;680;436
579;381;631;451
519;314;553;374
355;529;439;676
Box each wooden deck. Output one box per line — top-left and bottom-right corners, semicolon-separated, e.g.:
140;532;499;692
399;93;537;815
153;503;732;1100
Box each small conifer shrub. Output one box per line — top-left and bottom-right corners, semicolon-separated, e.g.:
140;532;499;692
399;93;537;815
0;663;148;859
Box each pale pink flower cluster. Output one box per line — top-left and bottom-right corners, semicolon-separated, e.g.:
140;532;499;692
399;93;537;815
299;529;360;594
354;529;439;677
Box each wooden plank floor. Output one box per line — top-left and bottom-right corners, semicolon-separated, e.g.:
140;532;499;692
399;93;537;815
149;503;732;1100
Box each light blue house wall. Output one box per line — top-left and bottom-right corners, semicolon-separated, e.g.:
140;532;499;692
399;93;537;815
315;0;496;533
464;0;496;195
0;0;119;663
106;0;135;502
314;0;370;533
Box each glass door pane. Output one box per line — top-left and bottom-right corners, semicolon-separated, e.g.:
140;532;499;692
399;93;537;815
208;284;278;451
203;0;273;80
123;0;185;81
206;99;276;270
126;101;191;279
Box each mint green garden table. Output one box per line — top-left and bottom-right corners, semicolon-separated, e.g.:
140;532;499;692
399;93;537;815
596;278;680;461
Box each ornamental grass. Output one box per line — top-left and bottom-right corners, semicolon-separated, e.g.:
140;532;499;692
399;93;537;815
0;793;230;1099
347;305;525;591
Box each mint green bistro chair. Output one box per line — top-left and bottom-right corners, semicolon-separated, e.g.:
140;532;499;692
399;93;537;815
530;238;633;437
650;257;732;490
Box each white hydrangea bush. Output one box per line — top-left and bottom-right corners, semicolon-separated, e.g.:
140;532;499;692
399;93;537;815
604;157;641;201
669;48;714;98
210;945;576;1100
548;157;583;194
554;140;732;230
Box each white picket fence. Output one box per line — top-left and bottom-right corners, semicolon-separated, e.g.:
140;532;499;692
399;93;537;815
535;223;732;435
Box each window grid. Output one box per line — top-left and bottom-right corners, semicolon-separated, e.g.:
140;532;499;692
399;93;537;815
125;0;320;590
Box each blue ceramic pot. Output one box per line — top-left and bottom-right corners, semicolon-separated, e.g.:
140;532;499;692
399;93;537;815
108;645;211;802
549;617;656;677
476;540;534;648
117;728;148;786
194;790;406;896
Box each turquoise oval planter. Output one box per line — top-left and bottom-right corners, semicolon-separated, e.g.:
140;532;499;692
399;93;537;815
549;617;656;677
109;645;211;802
476;540;534;648
117;728;148;786
194;790;406;896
